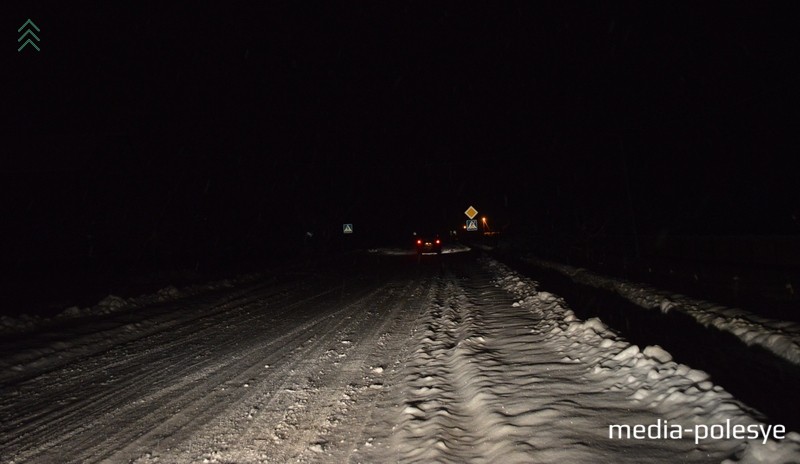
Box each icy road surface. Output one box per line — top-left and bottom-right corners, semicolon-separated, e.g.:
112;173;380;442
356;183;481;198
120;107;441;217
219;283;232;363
2;250;799;463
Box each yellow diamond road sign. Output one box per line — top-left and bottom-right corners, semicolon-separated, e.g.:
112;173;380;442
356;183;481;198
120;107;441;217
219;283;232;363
464;206;478;219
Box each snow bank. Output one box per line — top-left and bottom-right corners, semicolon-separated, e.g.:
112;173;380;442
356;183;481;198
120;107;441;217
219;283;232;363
0;274;260;335
521;256;800;366
486;258;800;463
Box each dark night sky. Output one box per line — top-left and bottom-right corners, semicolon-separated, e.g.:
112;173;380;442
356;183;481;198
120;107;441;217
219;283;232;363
3;2;799;269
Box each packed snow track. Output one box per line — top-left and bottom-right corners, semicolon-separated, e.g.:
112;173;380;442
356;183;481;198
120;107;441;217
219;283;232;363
1;250;798;463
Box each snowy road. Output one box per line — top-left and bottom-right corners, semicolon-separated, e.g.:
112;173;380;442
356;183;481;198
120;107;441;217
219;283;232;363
2;250;799;463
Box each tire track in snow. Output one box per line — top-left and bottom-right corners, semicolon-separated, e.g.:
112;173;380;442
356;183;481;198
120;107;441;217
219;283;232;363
94;284;386;464
0;280;307;458
216;280;425;463
364;256;747;463
0;279;282;386
126;278;433;463
1;278;362;463
381;275;524;463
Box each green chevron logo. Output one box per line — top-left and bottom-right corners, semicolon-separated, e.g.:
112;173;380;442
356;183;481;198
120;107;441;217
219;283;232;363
18;19;40;52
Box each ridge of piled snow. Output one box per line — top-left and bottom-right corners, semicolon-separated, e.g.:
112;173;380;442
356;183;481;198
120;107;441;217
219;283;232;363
521;255;800;366
484;258;800;463
0;273;261;335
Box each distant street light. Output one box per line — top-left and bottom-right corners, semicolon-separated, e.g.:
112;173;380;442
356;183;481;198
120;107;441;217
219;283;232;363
482;216;493;234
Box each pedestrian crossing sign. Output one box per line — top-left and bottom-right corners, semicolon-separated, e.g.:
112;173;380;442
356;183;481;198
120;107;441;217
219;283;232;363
466;219;478;231
343;224;353;234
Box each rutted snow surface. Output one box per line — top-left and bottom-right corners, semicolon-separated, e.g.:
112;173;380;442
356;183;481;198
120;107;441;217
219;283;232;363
1;254;798;463
0;274;259;335
356;258;800;463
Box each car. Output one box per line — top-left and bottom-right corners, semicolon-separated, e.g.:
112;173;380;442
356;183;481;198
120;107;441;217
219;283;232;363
414;233;442;254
